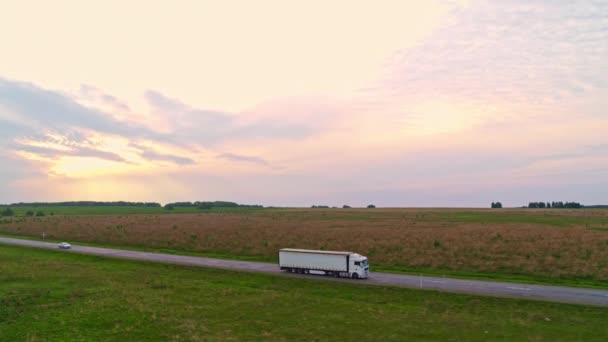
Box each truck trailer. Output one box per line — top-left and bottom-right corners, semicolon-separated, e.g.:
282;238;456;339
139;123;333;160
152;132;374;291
279;248;369;279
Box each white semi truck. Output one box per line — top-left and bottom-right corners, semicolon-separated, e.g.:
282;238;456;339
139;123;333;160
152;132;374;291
279;248;369;279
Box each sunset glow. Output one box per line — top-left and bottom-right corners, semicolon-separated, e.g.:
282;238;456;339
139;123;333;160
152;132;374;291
1;0;606;206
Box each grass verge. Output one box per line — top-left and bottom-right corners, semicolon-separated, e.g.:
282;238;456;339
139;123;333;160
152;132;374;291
1;244;608;341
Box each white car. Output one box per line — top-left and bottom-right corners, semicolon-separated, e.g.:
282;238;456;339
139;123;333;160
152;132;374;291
58;242;71;249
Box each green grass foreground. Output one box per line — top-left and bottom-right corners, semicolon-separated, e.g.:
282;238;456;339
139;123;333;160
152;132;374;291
1;245;607;341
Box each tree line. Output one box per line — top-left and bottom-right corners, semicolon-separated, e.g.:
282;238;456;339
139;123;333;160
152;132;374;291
527;201;582;208
0;207;45;217
1;207;15;216
3;201;265;210
163;201;263;210
311;204;376;208
7;201;161;207
491;202;503;208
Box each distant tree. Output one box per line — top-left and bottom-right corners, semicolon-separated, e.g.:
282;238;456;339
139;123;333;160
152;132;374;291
564;201;582;208
1;208;14;217
197;203;213;210
25;210;34;216
167;202;195;208
491;202;503;208
160;201;263;210
210;201;239;208
527;201;581;209
367;204;376;209
343;205;351;209
164;204;175;210
35;211;45;217
528;202;544;208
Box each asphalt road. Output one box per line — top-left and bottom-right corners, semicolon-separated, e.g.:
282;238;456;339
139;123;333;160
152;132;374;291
2;236;608;306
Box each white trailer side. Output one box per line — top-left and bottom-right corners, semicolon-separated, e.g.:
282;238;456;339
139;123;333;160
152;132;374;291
279;249;351;272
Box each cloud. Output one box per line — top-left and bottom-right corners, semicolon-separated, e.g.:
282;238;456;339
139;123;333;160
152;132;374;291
0;77;326;185
141;150;195;165
217;153;268;165
368;0;608;126
144;90;235;143
1;78;138;136
129;143;195;165
15;143;129;163
0;150;51;203
0;78;200;186
144;90;232;128
0;77;184;161
585;144;608;152
0;119;27;143
144;90;317;144
80;84;131;112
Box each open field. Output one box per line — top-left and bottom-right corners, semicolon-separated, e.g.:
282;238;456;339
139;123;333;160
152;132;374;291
1;245;608;341
1;208;608;285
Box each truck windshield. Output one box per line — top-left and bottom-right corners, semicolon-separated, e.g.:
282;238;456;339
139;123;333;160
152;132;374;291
361;259;368;267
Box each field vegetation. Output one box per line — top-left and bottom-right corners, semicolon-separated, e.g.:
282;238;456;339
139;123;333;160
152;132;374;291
1;208;608;285
1;245;607;341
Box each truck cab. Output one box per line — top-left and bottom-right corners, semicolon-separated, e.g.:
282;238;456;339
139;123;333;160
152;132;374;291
349;253;369;279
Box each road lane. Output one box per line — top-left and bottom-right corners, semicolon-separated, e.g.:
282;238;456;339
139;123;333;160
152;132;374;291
2;236;607;306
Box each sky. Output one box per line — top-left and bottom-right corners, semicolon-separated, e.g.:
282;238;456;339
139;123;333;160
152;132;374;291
1;0;607;207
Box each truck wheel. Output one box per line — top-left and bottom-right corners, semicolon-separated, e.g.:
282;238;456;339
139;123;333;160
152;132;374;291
352;273;359;279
